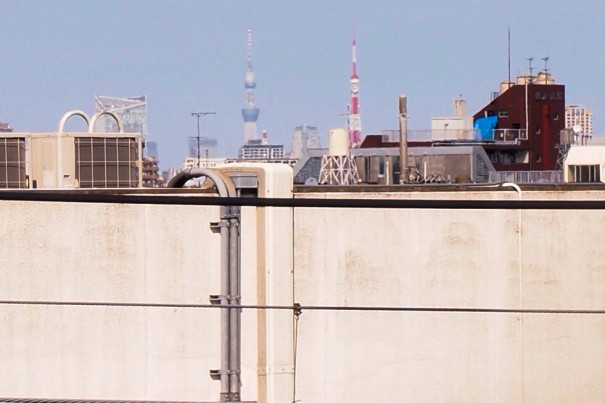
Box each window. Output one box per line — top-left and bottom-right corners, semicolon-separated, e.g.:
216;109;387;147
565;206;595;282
498;109;509;117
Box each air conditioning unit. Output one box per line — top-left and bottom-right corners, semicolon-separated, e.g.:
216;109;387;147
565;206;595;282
29;132;142;188
0;134;28;188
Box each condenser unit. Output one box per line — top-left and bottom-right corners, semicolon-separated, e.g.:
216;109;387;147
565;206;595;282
29;132;142;189
0;134;28;188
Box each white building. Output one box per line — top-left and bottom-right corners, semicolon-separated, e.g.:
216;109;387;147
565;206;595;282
565;104;593;137
290;124;321;159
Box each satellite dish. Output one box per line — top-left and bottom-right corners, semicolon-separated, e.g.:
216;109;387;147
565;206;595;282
572;125;582;134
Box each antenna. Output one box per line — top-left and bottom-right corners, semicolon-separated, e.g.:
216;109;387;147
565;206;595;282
527;57;534;83
542;56;550;76
507;28;511;88
190;111;216;168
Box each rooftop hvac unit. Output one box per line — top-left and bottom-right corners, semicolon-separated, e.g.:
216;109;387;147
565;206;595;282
29;133;141;188
26;110;143;189
0;135;28;188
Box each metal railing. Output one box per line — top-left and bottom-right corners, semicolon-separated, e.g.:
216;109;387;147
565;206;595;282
403;128;528;143
489;170;564;184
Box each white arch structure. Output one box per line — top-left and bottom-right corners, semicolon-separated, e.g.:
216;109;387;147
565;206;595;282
89;110;124;133
58;110;90;133
58;109;124;133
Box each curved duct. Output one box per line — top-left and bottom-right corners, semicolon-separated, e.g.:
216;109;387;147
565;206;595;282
168;167;241;401
58;110;90;133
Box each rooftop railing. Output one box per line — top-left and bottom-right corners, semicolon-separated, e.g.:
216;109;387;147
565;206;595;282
489;170;563;184
404;128;528;143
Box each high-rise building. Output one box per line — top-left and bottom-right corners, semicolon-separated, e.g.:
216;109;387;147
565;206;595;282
291;124;321;159
241;28;259;144
94;95;148;143
188;137;218;160
565;105;593;137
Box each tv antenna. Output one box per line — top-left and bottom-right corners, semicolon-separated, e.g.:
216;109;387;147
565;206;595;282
190;111;216;168
527;57;534;83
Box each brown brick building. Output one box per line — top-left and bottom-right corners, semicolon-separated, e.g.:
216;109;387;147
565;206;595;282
473;72;565;171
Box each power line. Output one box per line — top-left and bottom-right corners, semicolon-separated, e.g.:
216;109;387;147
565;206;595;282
1;300;604;315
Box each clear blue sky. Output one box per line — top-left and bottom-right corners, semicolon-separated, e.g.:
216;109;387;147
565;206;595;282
1;1;604;169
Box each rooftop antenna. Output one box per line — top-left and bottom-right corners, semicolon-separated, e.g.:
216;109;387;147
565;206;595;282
527;57;534;83
507;28;511;89
190;111;216;167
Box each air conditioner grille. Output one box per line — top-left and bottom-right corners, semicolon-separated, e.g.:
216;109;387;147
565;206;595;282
75;137;139;188
0;137;27;188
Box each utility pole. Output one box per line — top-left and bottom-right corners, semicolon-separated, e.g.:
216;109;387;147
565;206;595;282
191;112;216;167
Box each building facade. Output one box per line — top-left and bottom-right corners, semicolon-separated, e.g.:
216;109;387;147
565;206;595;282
473;72;565;171
565;104;593;139
94;95;149;145
290;124;321;159
188;137;218;161
239;139;285;160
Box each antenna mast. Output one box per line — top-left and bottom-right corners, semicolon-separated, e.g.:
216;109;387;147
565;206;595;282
527;57;534;83
507;28;511;88
348;30;362;148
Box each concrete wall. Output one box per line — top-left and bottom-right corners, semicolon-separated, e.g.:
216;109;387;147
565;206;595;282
293;190;605;402
0;201;261;401
0;188;604;402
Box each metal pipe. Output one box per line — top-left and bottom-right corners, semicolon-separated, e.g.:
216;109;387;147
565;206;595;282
229;204;241;400
219;208;231;400
398;95;408;184
167;168;237;402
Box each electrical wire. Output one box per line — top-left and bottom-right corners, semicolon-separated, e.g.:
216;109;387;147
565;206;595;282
0;300;603;315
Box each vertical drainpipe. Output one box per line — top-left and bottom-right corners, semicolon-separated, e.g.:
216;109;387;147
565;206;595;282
542;104;550;170
229;198;241;401
399;95;408;184
167;168;240;402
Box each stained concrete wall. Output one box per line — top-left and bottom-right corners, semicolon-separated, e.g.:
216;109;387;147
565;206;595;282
0;201;261;401
293;190;605;402
0;188;604;402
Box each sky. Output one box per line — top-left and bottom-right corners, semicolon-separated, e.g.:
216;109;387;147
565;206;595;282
1;1;605;170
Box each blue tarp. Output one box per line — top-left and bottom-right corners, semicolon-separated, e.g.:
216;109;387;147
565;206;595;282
473;116;498;140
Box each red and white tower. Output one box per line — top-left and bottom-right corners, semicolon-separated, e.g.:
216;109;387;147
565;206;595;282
348;33;362;148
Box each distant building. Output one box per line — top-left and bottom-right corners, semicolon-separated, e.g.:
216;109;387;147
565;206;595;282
565;104;593;138
146;141;159;160
94;95;148;144
188;137;218;160
142;156;164;187
472;72;565;171
239;140;285;160
0;122;12;133
182;156;227;170
291;124;321;159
